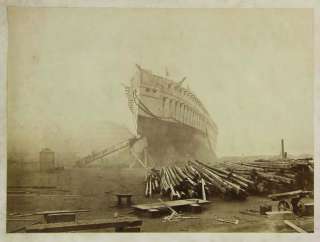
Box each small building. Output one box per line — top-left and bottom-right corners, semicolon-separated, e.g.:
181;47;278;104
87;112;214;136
39;148;55;172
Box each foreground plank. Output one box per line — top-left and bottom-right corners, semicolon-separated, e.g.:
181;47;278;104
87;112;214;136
284;220;307;233
25;217;142;233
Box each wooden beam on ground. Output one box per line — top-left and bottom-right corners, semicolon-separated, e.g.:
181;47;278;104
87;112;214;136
25;217;142;233
34;209;89;215
284;220;307;233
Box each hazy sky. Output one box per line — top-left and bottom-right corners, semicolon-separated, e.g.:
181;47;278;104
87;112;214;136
7;7;313;157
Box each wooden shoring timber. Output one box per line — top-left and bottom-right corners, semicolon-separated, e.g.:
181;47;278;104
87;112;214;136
129;148;148;170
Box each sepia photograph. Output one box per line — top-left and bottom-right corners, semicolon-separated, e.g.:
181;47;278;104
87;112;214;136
1;1;318;237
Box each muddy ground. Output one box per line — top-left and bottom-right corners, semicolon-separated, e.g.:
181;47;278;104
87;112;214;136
7;168;314;233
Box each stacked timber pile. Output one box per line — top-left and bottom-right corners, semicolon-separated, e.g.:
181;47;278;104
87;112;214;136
145;160;253;200
223;158;314;194
145;168;161;197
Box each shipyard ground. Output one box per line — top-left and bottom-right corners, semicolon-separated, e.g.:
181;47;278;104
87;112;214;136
7;168;314;233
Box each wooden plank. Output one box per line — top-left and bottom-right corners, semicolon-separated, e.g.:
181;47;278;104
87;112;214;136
284;220;307;233
268;190;310;201
7;218;39;221
35;209;89;215
131;199;209;211
25;217;142;233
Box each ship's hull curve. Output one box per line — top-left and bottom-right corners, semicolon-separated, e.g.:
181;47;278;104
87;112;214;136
137;115;216;166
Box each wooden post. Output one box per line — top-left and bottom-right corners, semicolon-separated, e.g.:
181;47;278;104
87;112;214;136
201;178;206;201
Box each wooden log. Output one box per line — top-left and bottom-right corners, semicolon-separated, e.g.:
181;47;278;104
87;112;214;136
169;166;181;184
174;166;187;180
164;168;175;187
284;220;307;233
268;190;310;200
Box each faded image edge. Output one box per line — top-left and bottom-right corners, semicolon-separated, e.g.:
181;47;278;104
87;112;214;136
6;7;314;233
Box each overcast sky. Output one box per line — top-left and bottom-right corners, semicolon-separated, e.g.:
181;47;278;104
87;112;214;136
7;7;313;158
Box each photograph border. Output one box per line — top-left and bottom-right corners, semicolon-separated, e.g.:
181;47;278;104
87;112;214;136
0;0;319;241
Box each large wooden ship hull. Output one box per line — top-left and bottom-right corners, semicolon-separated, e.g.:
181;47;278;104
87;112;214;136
125;65;217;166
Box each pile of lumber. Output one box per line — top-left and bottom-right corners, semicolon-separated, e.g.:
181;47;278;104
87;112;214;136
222;158;314;194
145;168;161;197
144;160;253;200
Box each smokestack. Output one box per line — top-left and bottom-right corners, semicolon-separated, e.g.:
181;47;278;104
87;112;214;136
281;139;285;160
